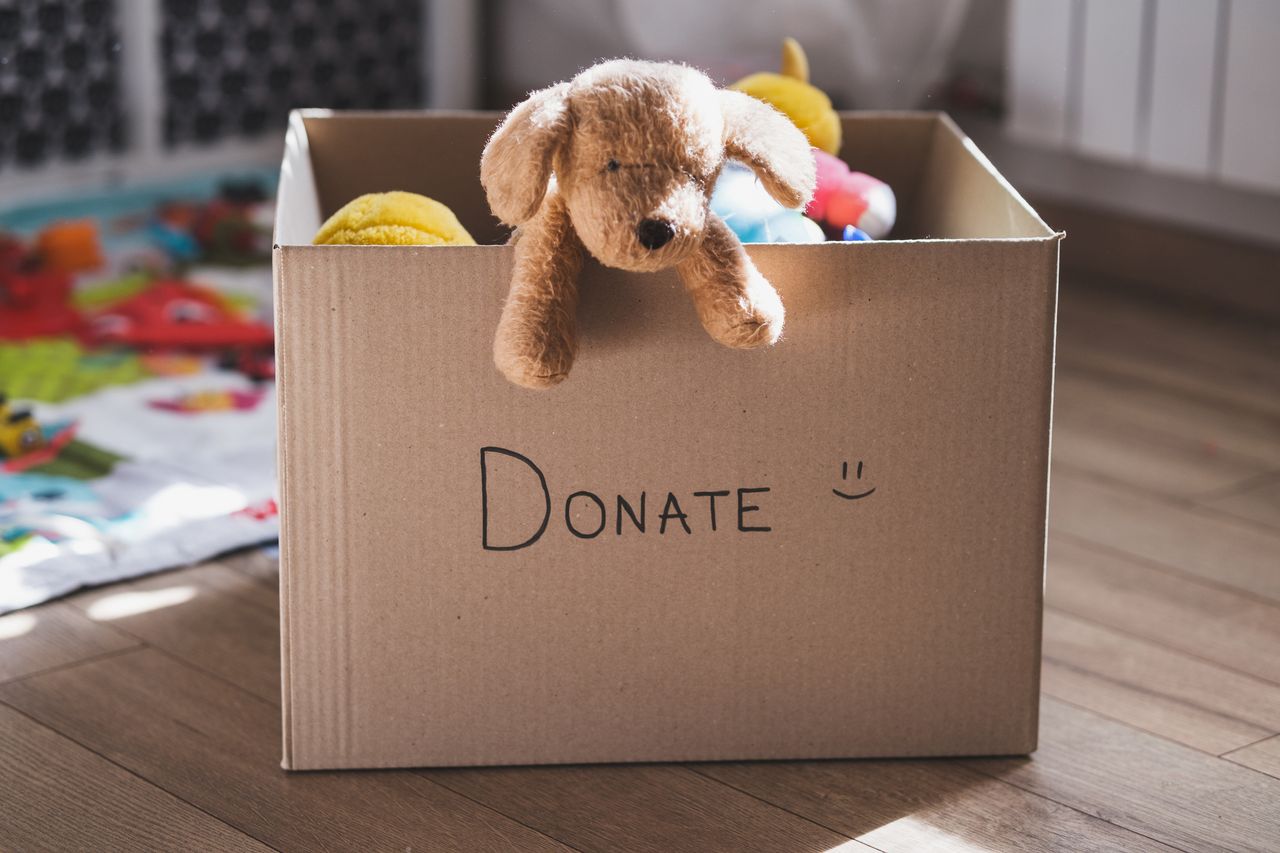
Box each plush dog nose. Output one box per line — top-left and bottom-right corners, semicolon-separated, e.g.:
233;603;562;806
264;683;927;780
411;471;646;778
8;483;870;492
636;218;675;250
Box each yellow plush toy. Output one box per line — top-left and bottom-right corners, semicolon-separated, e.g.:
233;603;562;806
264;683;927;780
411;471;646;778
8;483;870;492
730;38;841;155
313;191;476;246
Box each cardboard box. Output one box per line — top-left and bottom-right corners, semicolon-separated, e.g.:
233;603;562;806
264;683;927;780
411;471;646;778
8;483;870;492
273;110;1061;770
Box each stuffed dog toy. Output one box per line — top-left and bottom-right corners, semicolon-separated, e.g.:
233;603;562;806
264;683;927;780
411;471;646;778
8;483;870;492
481;59;817;389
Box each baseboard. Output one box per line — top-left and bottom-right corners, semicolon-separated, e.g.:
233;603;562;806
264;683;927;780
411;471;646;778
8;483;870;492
1033;198;1280;320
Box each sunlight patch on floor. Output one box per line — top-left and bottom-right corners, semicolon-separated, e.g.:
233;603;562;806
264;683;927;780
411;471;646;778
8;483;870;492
87;585;197;620
858;815;998;851
0;611;37;640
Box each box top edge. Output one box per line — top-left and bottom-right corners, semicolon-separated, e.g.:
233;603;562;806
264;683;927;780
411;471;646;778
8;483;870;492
932;113;1056;239
273;234;1062;252
290;108;951;124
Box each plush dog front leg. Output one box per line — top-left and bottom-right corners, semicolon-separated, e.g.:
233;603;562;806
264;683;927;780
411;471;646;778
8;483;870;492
677;214;785;349
494;190;585;389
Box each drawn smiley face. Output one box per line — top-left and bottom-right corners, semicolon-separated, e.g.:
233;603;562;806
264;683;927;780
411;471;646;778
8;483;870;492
833;460;876;500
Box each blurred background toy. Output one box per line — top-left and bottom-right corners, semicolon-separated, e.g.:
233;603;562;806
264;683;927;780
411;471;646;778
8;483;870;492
142;179;274;267
35;220;104;273
313;191;476;246
730;38;841;156
0;231;88;340
710;161;825;244
0;391;80;473
86;279;274;350
807;149;897;239
0;393;47;459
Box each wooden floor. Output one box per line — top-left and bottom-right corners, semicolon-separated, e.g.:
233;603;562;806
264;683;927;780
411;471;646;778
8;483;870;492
2;276;1278;852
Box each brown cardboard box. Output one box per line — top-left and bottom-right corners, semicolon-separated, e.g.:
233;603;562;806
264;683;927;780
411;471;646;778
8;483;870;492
273;110;1061;770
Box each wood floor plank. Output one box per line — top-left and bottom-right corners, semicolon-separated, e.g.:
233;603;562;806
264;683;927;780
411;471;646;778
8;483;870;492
217;547;281;589
1058;280;1278;383
1056;284;1279;415
967;697;1280;853
68;563;280;703
424;764;857;853
1039;662;1265;759
1057;344;1277;421
1051;406;1266;498
1053;368;1280;469
1045;536;1280;683
0;601;139;683
178;561;279;612
1201;473;1280;530
699;758;1175;852
1041;610;1280;753
1049;470;1280;602
1224;735;1280;779
0;702;269;852
0;648;569;853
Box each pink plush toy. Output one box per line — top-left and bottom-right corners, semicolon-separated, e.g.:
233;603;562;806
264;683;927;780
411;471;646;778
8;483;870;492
806;150;897;240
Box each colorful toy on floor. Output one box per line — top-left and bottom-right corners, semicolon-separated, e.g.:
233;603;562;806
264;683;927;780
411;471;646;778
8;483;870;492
148;387;267;414
86;279;274;350
0;171;281;615
313;191;476;246
480;58;815;389
34;220;104;273
711;161;825;244
0;340;147;403
140;179;275;266
0;233;86;341
807;150;897;240
0;392;81;472
0;421;78;473
0;393;45;459
730;38;842;156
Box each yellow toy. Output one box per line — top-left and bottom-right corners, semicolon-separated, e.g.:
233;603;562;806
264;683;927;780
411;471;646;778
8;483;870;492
730;38;842;155
0;394;46;459
313;191;476;246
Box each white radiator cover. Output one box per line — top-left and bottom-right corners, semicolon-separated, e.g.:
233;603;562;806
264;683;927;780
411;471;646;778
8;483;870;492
1007;0;1280;195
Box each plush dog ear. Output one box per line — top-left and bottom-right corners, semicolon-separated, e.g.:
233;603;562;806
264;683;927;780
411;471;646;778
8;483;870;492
481;83;572;226
718;89;817;210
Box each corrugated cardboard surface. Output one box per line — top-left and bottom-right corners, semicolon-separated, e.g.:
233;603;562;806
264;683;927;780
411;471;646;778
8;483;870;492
275;112;1061;770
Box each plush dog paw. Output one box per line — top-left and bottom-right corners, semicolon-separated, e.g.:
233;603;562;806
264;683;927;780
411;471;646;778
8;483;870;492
703;312;780;349
703;284;786;350
494;327;576;390
498;358;570;389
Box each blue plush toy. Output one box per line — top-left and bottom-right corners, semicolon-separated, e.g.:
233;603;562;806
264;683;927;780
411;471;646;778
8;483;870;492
710;161;825;244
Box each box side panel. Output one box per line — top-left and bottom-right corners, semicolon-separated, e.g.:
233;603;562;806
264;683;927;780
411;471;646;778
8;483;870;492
914;116;1057;240
277;237;1057;769
273;246;293;769
274;112;324;247
1026;233;1064;753
302;113;507;245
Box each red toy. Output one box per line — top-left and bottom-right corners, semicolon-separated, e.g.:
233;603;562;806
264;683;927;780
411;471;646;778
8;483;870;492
806;150;898;240
87;279;274;350
0;235;86;340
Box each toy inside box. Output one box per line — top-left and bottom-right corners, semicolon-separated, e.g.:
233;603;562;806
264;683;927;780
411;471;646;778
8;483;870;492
274;110;1061;770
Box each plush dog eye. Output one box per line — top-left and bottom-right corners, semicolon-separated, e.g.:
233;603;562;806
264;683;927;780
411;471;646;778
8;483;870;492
606;159;620;172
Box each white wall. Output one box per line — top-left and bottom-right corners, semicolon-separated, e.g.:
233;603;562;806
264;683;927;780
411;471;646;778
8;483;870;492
1004;0;1280;244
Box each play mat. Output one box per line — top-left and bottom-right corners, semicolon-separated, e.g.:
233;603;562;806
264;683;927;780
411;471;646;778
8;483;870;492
1;171;280;613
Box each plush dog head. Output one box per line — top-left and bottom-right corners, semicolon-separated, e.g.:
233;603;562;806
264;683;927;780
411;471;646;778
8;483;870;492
481;59;816;273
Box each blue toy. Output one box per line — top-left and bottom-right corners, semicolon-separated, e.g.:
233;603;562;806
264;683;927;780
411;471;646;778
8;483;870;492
711;161;825;244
